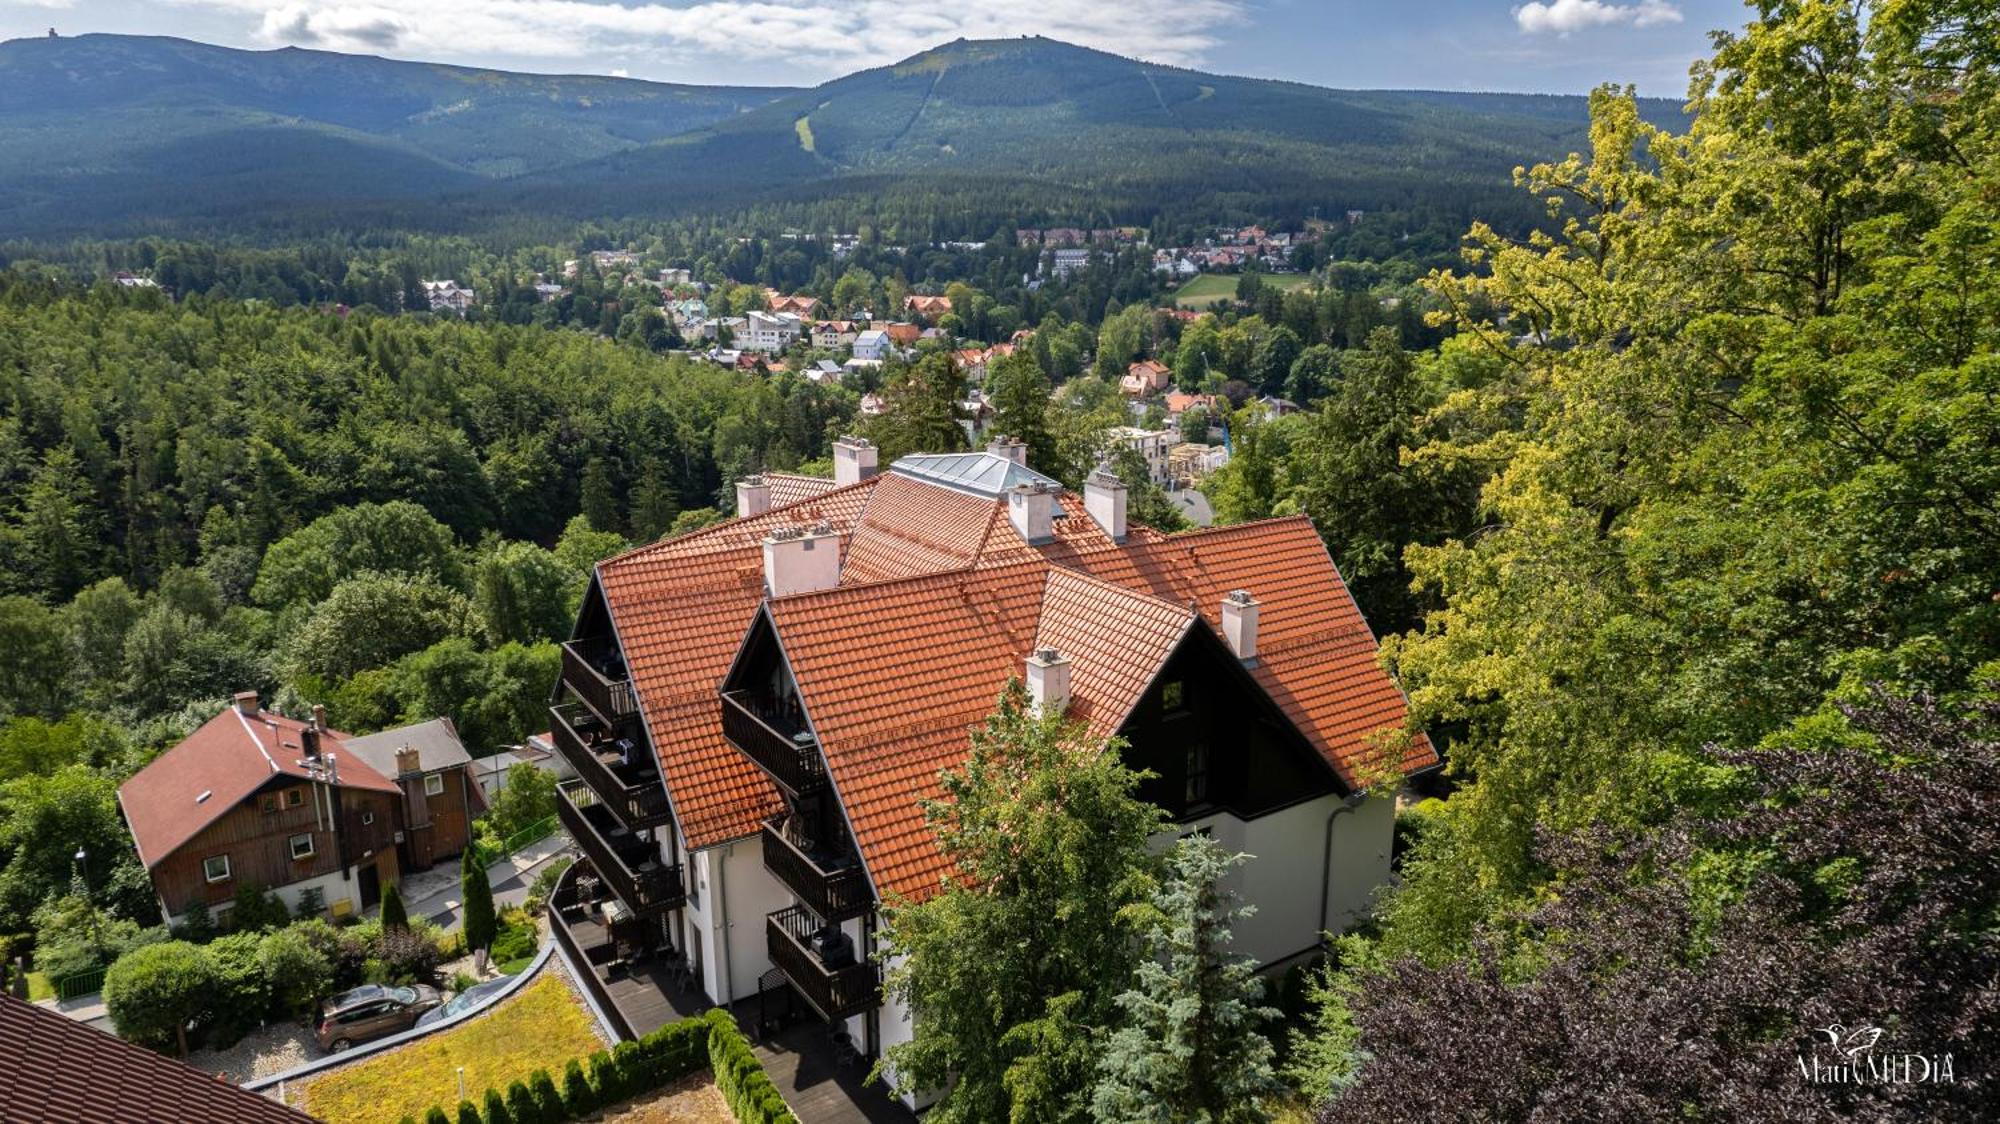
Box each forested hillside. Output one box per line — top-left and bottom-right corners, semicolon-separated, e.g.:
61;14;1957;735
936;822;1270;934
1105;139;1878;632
0;33;1674;241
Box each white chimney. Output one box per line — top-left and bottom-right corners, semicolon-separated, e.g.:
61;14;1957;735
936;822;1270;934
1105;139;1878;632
1083;466;1127;542
311;703;327;732
833;435;879;486
736;474;772;518
988;435;1028;466
1025;647;1073;717
762;521;841;597
1007;481;1058;545
232;690;259;717
1221;589;1261;662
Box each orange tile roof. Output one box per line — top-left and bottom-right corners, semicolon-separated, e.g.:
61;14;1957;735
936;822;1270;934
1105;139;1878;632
766;472;841;507
596;480;879;847
593;454;1436;892
119;706;399;869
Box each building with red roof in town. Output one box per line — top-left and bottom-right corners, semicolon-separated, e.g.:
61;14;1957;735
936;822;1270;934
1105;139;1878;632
540;435;1435;1108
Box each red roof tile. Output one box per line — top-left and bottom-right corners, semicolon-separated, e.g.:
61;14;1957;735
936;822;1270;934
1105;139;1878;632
0;994;315;1124
118;706;399;870
766;472;841;507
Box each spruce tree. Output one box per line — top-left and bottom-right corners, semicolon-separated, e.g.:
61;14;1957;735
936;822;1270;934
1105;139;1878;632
1092;833;1280;1123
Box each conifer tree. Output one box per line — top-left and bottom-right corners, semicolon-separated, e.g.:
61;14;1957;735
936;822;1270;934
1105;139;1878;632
379;882;408;930
461;847;497;969
1093;833;1280;1123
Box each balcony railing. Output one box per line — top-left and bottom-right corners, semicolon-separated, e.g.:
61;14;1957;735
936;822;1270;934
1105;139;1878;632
767;905;880;1022
557;780;684;915
563;639;638;726
548;703;672;830
761;816;872;923
722;690;824;795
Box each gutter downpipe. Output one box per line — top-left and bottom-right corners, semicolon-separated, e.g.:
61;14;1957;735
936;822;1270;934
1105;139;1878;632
715;842;734;1007
1318;792;1368;938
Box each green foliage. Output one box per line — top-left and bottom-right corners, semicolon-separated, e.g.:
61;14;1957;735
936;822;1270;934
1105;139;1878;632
523;857;572;917
290;573;479;681
488;917;537;966
257;926;332;1017
473;542;572;645
877;682;1163;1123
424;1107;452;1124
103;940;215;1056
0;766;140;937
482;1086;511;1124
0;597;72;718
484;763;558;842
204;931;270;1047
986;352;1057;473
1092;834;1279;1122
461;848;497;955
504;1080;538;1124
379;883;408;930
529;1070;562;1122
227;883;290;934
456;1101;481;1124
30;893;164;981
706;1009;796;1123
253;501;464;609
863;352;968;460
560;1058;593;1116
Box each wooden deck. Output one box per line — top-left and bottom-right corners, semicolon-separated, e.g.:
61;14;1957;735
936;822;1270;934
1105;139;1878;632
556;901;911;1123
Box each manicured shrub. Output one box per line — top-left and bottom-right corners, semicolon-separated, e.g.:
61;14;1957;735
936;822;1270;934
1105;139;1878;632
585;1049;617;1106
380;883;409;930
257;926;332;1018
456;1100;482;1124
504;1079;539;1124
482;1086;511;1124
104;940;215;1056
561;1057;594;1115
609;1040;643;1101
530;1069;562;1120
488;918;536;966
424;1107;451;1124
705;1008;798;1123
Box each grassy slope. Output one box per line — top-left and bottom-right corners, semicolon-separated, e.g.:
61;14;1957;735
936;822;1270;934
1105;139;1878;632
1174;272;1309;307
298;972;603;1124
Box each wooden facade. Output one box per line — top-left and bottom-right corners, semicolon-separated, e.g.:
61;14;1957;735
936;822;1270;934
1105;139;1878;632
398;765;478;871
148;775;403;919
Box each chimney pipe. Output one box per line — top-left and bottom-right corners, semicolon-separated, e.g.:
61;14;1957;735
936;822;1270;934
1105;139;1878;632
232;690;259;717
1007;481;1057;545
832;435;878;486
1221;589;1261;662
301;725;321;759
1025;647;1073;718
762;521;842;597
311;704;327;732
736;475;772;518
987;435;1028;466
1083;466;1127;542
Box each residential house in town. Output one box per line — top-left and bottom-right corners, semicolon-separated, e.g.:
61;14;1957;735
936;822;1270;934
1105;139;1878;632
882;322;922;348
1048;248;1092;279
767;293;822;318
118;695;480;926
739;311;805;353
541;437;1435;1109
1164;391;1222;428
1106;425;1177;486
852;329;894;362
811;320;859;349
903;294;953;321
660;268;694;286
421;280;474;314
1121;359;1173;397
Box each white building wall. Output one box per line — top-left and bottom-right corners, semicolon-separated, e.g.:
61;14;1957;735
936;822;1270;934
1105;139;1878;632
1181;791;1395;965
686;840;789;1005
168;864;365;931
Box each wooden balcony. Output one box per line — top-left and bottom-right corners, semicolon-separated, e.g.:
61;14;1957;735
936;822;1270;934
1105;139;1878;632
563;638;638;727
548;703;672;831
557;780;684;916
767;905;880;1022
761;816;872;923
722;690;825;796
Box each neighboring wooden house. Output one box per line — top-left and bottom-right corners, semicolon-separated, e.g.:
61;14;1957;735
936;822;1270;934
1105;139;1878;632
118;695;474;926
341;717;483;872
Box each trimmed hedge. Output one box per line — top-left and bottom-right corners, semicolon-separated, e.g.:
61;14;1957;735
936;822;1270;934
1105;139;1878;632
414;1006;784;1123
705;1009;799;1124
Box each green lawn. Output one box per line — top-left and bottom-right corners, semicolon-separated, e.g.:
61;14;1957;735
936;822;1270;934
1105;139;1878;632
1173;272;1310;309
25;971;53;1002
299;972;602;1124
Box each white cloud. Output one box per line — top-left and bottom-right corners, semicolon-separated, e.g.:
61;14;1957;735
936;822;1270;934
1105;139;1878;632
161;0;1242;79
1513;0;1680;35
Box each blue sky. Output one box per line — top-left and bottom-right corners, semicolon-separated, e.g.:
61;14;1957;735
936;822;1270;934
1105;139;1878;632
1;0;1744;94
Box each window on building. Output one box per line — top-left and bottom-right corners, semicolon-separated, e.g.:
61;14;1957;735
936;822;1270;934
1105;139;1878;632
1161;680;1187;714
203;854;231;883
284;787;305;808
260;793;278;814
289;833;316;861
1184;742;1210;805
361;811;375;826
424;774;444;797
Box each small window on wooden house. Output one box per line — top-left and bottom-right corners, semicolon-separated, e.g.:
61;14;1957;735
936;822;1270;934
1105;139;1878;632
1161;680;1187;714
284;788;305;808
1184;742;1210;805
203;855;231;883
289;833;316;861
260;793;279;814
424;774;444;797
